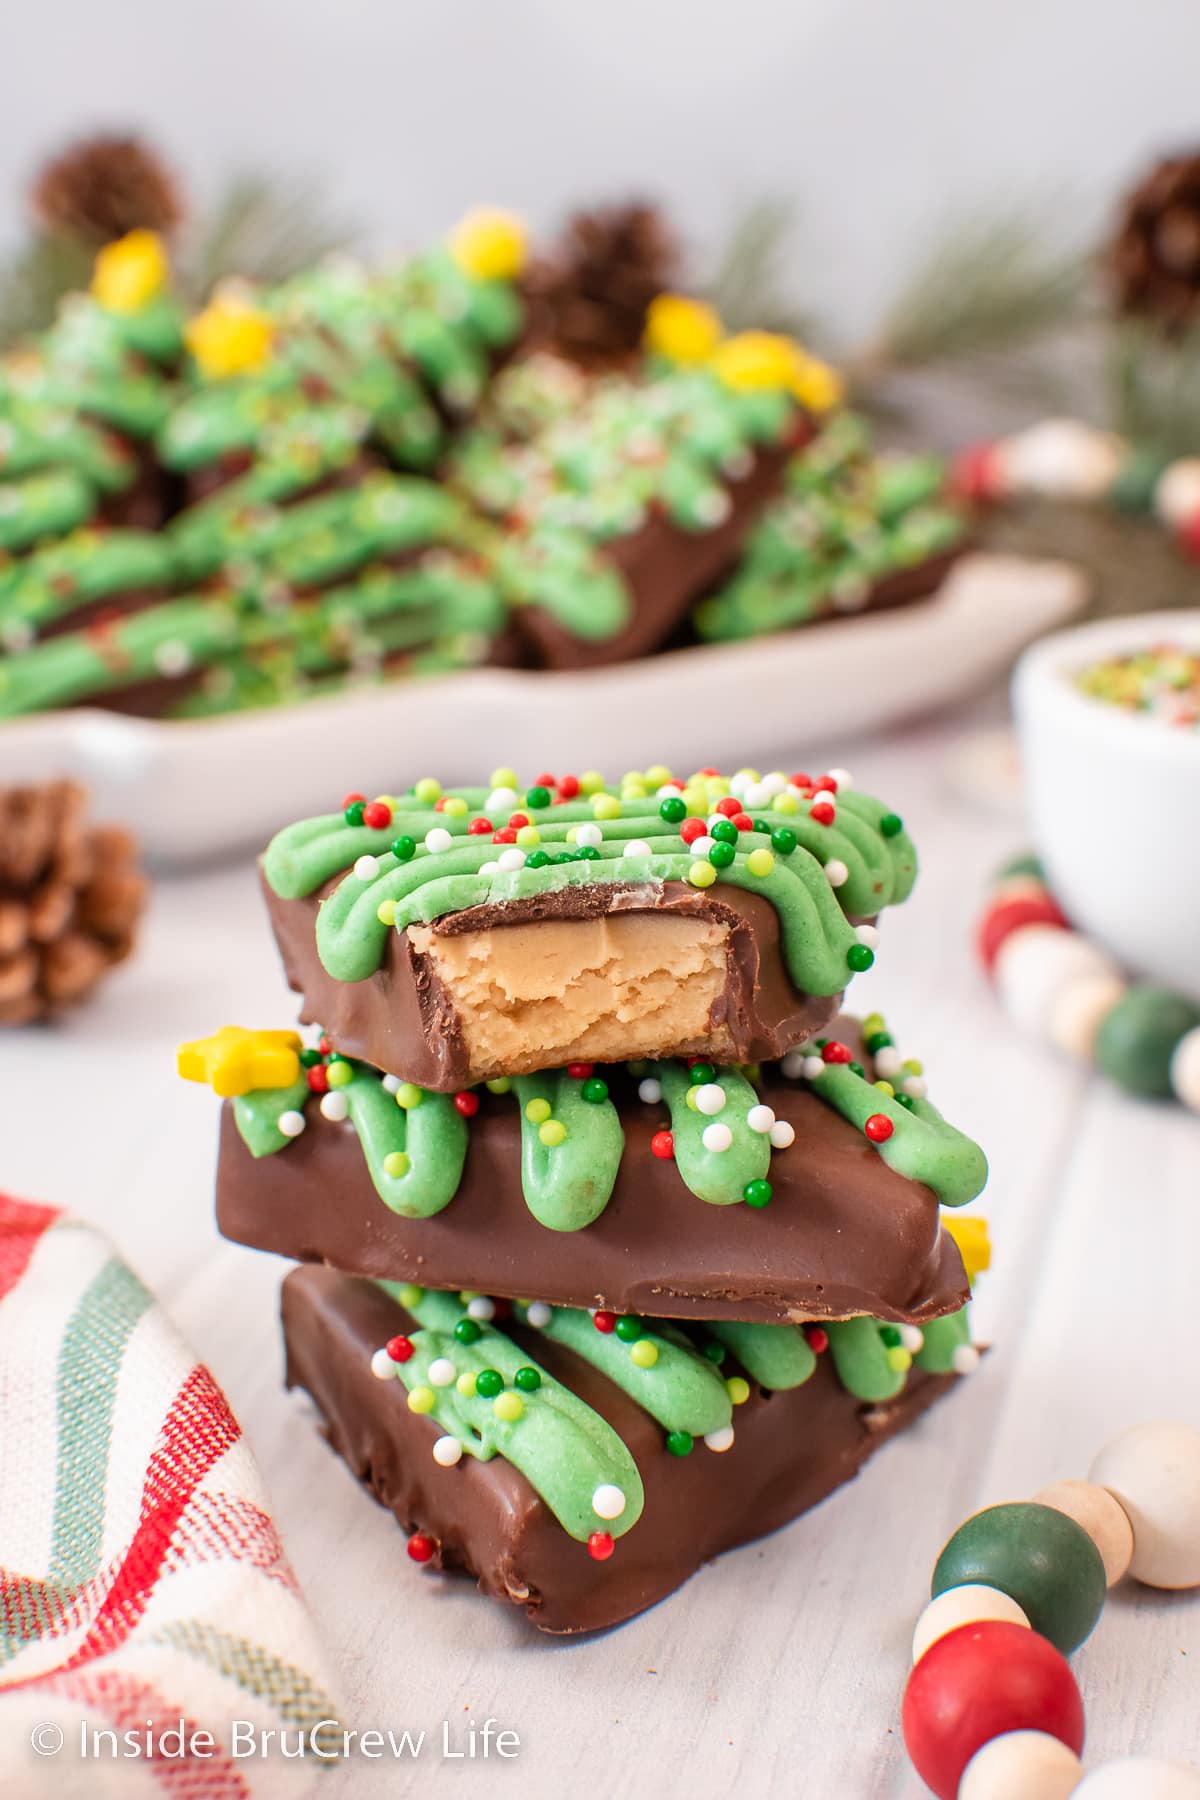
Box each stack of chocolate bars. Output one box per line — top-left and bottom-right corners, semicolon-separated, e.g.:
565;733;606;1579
179;762;989;1633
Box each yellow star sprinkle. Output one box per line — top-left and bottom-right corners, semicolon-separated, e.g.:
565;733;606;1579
448;207;527;281
185;294;274;380
710;330;804;393
91;230;170;314
644;293;723;365
944;1214;992;1283
176;1026;302;1097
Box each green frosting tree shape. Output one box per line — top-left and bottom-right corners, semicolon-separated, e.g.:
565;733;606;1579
826;1316;908;1403
0;597;243;718
805;1063;988;1209
379;1286;644;1544
510;1074;623;1231
342;1071;466;1218
0;530;173;642
0;468;95;553
656;1063;769;1205
232;1078;310;1155
708;1319;817;1389
519;1304;733;1437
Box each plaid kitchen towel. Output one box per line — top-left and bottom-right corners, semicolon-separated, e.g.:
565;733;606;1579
0;1194;341;1797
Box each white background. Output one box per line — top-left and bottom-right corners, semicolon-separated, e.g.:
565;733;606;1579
3;0;1200;338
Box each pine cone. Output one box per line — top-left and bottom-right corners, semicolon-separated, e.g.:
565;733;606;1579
0;782;147;1025
526;201;680;367
31;134;184;246
1109;151;1200;334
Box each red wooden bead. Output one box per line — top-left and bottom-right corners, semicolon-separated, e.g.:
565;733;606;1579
558;775;581;799
650;1129;675;1160
1179;510;1200;561
902;1622;1084;1800
732;812;754;832
805;1325;830;1353
593;1311;617;1333
306;1064;329;1094
679;818;706;845
587;1532;615;1561
566;1062;594;1079
468;816;493;835
950;443;1002;503
977;895;1070;972
406;1532;437;1564
715;796;741;817
821;1041;853;1064
453;1090;480;1117
508;812;530;829
362;801;392;830
341;792;366;809
386;1335;415;1363
865;1113;895;1143
810;801;836;826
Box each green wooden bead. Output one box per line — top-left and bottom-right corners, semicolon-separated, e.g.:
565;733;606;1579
932;1501;1106;1653
1095;985;1200;1097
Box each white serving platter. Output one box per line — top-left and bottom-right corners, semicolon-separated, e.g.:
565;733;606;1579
0;552;1085;866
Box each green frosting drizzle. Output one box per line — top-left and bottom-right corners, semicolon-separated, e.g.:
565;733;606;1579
511;1073;624;1231
797;1059;988;1209
341;1072;467;1218
657;1062;769;1204
518;1303;732;1436
826;1316;908;1403
378;1284;644;1543
914;1305;972;1374
708;1319;817;1389
232;1077;309;1154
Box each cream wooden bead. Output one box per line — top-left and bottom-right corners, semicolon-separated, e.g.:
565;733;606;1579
1032;1479;1135;1587
911;1582;1030;1664
1072;1759;1200;1798
1089;1422;1200;1589
1169;1026;1200;1112
1154;456;1200;528
1000;419;1122;499
1046;972;1127;1062
993;925;1120;1037
959;1731;1082;1800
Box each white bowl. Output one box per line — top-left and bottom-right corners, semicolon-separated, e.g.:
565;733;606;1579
1013;609;1200;1000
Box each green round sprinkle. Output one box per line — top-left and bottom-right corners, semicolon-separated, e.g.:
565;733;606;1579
659;796;687;824
846;944;875;973
770;826;797;856
879;813;903;838
879;1324;902;1348
514;1366;541;1392
299;1048;323;1067
475;1368;504;1399
525;786;551;809
702;1339;726;1364
576;844;600;861
709;840;736;868
525;849;551;869
552;851;574;864
711;818;738;845
581;1077;609;1104
848;1060;865;1078
666;1430;694;1457
688;1062;716;1087
390;835;416;861
865;1031;893;1054
896;1092;916;1110
344;802;365;826
743;1178;773;1208
614;1315;643;1342
454;1318;482;1345
752;818;772;834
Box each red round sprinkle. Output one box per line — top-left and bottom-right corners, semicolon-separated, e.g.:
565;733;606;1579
679;817;706;845
387;1335;415;1363
468;816;493;835
492;827;517;844
434;797;447;811
557;775;580;799
317;1036;332;1055
810;800;836;826
566;1062;594;1079
306;1064;329;1094
406;1532;437;1564
732;812;754;833
650;1129;675;1160
805;1325;830;1353
341;791;366;809
790;773;812;789
815;774;838;794
821;1041;853;1064
362;801;391;830
715;796;741;817
865;1113;895;1143
508;812;529;829
587;1532;615;1561
593;1310;617;1334
453;1090;480;1117
699;766;719;778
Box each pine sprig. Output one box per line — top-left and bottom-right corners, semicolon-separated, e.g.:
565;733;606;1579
1107;317;1200;456
705;199;817;340
182;174;357;302
0;233;95;350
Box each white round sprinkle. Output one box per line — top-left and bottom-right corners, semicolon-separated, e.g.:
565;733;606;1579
690;835;716;858
803;1056;826;1081
855;924;880;949
656;783;684;799
320;1090;349;1122
479;859;500;876
433;1435;463;1467
575;822;603;848
704;1426;736;1453
952;1344;981;1376
706;813;728;833
623;839;652;858
382;1073;402;1094
497;846;527;872
729;773;754;798
354;854;381;881
592;1482;627;1520
746;1104;776;1134
428;1358;457;1387
701;1121;733;1153
638;1077;662;1104
695;487;732;526
769;1119;796;1149
899;1324;925;1353
824;859;849;887
744;782;771;809
762;772;787;796
780;1050;807;1080
486;787;518;814
278;1110;307;1138
902;1075;927;1100
371;1348;396;1380
525;1301;552;1329
424;827;453;854
154;639;192;677
467;1296;495;1322
826;768;854;789
694;1083;727;1116
873;1046;903;1079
